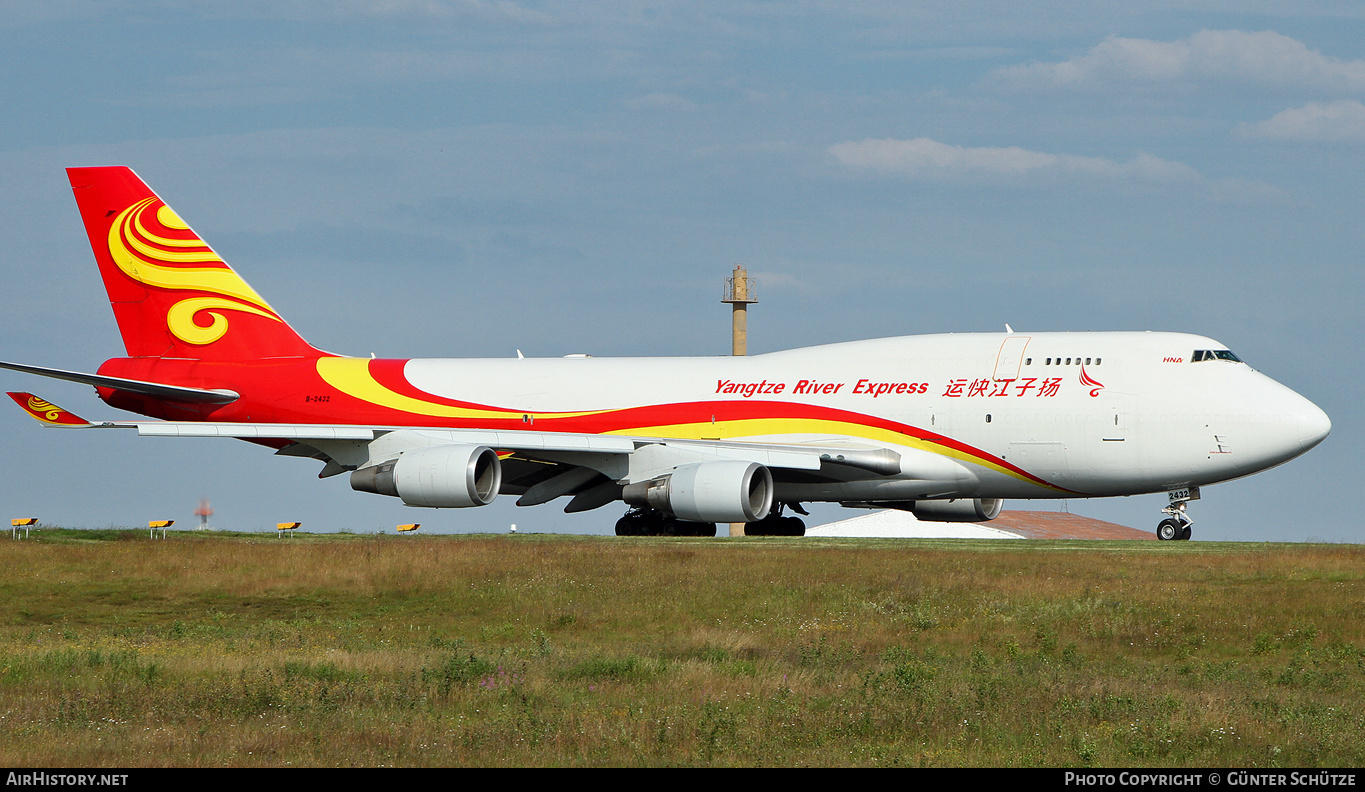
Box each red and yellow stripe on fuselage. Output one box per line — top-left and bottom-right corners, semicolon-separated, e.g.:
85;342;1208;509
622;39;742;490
91;354;1073;494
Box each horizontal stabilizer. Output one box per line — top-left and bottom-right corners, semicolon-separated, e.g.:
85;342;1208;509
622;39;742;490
6;392;92;426
0;360;239;404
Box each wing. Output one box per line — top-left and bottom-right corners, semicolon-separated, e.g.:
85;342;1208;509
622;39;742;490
7;394;922;512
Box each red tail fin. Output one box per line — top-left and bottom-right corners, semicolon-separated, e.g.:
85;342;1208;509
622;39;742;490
67;167;320;360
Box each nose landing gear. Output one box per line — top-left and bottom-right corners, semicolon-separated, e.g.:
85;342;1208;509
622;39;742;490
1157;487;1197;541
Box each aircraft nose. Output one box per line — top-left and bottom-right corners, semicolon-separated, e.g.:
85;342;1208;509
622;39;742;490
1234;379;1331;473
1296;399;1331;452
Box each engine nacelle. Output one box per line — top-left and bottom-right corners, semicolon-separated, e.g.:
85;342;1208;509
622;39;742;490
909;498;1002;522
350;445;502;508
622;460;773;523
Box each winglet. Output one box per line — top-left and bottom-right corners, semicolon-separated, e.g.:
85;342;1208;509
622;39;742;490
6;393;93;426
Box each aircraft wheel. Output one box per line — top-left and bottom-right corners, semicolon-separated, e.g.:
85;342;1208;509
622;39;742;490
673;521;716;537
1179;524;1192;541
1156;519;1181;541
744;513;800;537
617;509;663;536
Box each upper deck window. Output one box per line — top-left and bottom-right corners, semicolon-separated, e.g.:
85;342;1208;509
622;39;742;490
1192;349;1243;363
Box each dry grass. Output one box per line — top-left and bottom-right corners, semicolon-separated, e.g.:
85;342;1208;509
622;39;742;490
0;529;1361;766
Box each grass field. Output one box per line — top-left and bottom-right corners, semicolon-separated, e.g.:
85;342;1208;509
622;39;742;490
0;528;1361;767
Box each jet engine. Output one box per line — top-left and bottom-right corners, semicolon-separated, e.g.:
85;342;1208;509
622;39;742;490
350;445;502;508
622;460;773;523
909;498;1002;522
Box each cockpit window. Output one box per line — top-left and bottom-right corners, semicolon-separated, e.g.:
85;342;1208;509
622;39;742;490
1192;349;1243;363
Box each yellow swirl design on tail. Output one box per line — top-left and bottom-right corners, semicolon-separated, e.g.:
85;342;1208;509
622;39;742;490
166;297;283;345
107;197;283;345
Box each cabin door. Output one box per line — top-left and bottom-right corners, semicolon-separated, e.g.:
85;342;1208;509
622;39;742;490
993;336;1031;382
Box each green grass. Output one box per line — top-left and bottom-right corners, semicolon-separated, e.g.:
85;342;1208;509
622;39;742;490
0;529;1361;766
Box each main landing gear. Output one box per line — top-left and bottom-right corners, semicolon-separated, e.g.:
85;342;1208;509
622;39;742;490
1156;488;1197;541
612;503;809;537
743;505;807;537
615;508;717;537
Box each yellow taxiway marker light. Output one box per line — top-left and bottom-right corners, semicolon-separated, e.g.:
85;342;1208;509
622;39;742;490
11;518;37;527
396;524;420;533
148;520;174;529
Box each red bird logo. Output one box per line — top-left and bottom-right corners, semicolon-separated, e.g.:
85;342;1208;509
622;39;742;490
1079;365;1104;397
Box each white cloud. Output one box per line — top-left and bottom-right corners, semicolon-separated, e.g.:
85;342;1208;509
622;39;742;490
828;137;1199;182
0;0;559;27
1238;100;1365;142
625;92;699;112
749;270;808;292
196;0;556;24
994;30;1365;94
831;137;1054;175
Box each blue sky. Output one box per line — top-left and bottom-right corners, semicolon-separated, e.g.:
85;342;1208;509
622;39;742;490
0;2;1359;540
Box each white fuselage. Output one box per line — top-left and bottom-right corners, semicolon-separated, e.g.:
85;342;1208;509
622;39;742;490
388;331;1330;503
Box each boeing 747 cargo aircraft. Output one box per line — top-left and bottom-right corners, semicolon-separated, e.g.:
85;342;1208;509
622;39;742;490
2;168;1331;539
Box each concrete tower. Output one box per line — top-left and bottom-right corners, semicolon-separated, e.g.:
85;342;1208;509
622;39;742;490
722;264;757;356
722;265;757;537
